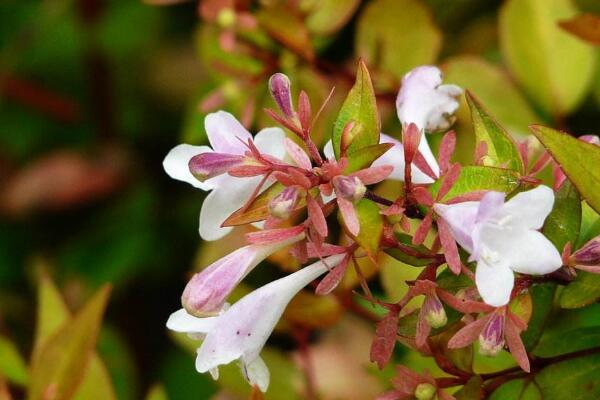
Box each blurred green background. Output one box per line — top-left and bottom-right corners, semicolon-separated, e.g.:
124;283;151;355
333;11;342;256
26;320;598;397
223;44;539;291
0;0;599;399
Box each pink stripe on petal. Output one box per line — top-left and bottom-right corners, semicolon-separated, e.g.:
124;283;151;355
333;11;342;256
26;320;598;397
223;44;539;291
284;138;312;170
338;197;360;236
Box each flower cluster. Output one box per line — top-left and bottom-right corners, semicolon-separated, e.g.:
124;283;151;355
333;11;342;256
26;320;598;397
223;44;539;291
163;63;599;396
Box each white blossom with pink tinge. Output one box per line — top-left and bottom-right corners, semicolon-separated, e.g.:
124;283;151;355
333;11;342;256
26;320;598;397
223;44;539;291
167;254;346;392
434;186;562;307
163;111;285;241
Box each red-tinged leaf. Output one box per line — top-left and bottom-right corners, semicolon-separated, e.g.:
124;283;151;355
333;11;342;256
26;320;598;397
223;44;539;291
437;218;462;274
559;13;600;46
438;131;456;173
307;195;328;237
298;90;312;133
315;256;350;295
284;138;311;170
390;365;424;394
447;316;490;349
245;225;305;245
413;213;432;245
223;183;284;226
437;163;462;201
249;385;265;400
340;121;357;156
437;390;456;400
437;289;494;314
504;318;531;372
351;165;393;185
370;310;400;369
338;197;360;236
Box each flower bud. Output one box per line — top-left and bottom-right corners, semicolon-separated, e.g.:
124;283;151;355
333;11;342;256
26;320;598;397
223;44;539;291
414;383;436;400
423;293;447;329
182;233;304;317
332;175;366;202
478;312;505;357
188;152;244;182
268;73;295;118
268;186;300;219
572;236;600;266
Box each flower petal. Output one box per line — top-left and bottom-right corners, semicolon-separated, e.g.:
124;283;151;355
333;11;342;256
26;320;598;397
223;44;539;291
479;225;562;275
500;185;555;230
475;258;514;307
323;140;335;161
163;144;215;190
374;134;435;184
433;202;479;253
241;356;270;392
166;308;218;333
284;138;312;170
254;127;286;159
205;111;252;154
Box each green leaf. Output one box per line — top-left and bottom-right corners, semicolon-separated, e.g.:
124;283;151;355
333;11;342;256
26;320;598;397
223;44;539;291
542;180;581;250
145;384;168;400
535;353;600;399
443;56;542;138
489;379;542;400
345;143;393;173
303;0;360;36
73;357;117;400
384;233;436;267
530;125;600;213
454;376;484;400
353;199;384;256
28;285;111;400
332;60;380;159
579;202;600;247
465;91;524;173
430;166;521;201
499;0;596;116
356;0;441;81
0;336;28;386
559;271;600;309
535;326;600;357
521;283;556;350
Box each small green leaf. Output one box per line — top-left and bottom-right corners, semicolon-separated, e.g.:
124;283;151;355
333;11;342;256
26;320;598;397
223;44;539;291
28;285;111;400
332;60;380;159
345;143;393;173
521;283;556;350
353;199;383;256
499;0;596;116
466;91;524;173
356;0;441;82
559;271;600;309
0;336;28;386
303;0;360;36
579;202;600;247
530;125;600;213
489;379;542;400
535;353;600;399
542;180;581;250
384;233;436;267
430;166;521;201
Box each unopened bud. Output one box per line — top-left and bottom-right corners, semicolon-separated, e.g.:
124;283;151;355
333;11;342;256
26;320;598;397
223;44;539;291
572;236;600;266
189;152;244;181
423;293;447;329
269;73;295;118
332;175;366;202
268;186;300;219
414;383;436;400
478;312;505;357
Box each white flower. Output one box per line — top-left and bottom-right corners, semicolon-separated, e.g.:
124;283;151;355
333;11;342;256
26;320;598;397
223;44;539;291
163;111;286;241
434;186;562;307
166;253;346;392
396;65;462;176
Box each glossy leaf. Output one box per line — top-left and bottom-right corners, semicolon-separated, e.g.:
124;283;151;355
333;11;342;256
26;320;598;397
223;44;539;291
489;379;542;400
535;353;600;399
499;0;596;116
384;233;436;267
520;283;556;351
430;166;520;201
530;125;600;213
466;91;524;173
454;376;484;400
0;336;28;386
332;60;380;159
353;198;383;256
559;13;600;46
303;0;360;36
559;271;600;309
345;143;393;173
542;180;581;250
534;326;600;357
356;0;441;81
28;285;111;400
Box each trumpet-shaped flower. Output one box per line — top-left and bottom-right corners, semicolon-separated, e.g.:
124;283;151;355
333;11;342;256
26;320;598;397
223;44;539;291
396;66;462;176
163;111;285;241
182;229;305;317
434;186;562;306
167;254;346;392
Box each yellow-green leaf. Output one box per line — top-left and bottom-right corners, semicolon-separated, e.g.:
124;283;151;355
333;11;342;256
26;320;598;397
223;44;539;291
530;125;600;213
0;336;28;386
542;180;581;250
303;0;360;36
332;60;380;159
430;166;521;201
353;198;383;256
499;0;596;116
356;0;441;81
345;143;393;173
559;271;600;309
28;285;111;400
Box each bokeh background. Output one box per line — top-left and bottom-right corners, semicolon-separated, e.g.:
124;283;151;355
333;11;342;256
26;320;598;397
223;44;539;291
1;0;599;399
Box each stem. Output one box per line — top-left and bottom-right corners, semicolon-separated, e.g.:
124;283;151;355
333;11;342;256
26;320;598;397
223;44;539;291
364;191;394;206
294;327;319;400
